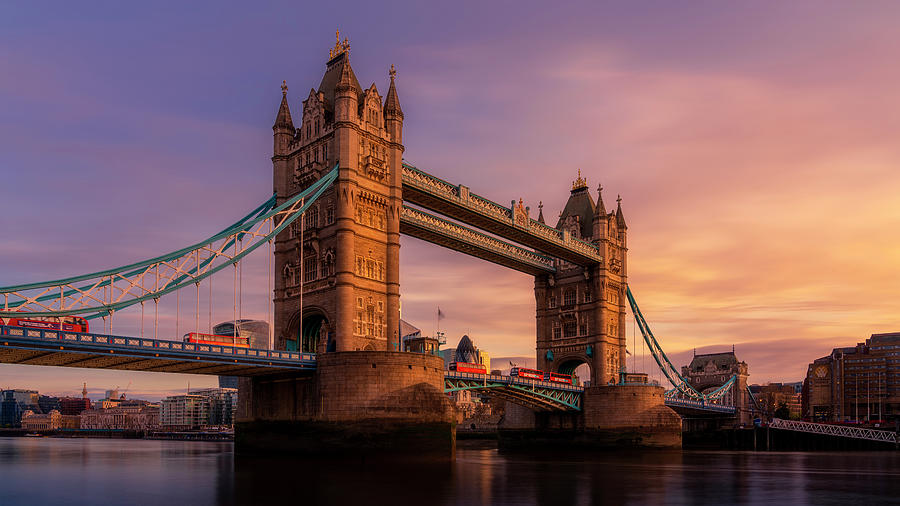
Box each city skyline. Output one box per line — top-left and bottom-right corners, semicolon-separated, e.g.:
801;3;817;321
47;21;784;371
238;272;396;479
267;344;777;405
3;1;900;394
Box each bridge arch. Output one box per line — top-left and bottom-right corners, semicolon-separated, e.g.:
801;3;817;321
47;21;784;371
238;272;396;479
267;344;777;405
283;307;331;353
556;355;592;386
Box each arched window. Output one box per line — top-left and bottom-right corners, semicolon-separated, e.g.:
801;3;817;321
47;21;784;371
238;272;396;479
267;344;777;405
304;207;318;230
303;253;317;282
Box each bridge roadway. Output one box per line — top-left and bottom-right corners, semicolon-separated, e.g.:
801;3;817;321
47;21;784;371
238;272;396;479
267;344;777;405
0;325;735;415
0;325;315;376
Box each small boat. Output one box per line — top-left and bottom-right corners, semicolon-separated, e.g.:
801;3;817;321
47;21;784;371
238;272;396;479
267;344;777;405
24;433;43;437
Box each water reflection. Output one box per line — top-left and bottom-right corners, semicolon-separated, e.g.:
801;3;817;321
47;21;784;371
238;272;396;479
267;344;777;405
1;437;899;505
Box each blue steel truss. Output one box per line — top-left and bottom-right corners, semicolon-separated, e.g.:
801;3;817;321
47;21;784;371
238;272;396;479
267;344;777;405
0;325;316;376
401;163;603;265
400;205;556;275
445;371;583;411
0;164;338;320
627;286;735;406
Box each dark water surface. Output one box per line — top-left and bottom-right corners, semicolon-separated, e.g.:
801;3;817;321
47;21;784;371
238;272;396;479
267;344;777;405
1;437;898;505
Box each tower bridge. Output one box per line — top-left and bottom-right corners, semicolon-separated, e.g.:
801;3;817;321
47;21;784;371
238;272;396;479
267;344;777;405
0;33;743;458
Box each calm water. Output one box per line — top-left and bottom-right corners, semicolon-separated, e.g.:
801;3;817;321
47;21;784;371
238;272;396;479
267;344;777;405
1;437;898;505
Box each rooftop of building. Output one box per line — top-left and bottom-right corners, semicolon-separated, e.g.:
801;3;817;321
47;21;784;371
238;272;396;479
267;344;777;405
687;351;744;372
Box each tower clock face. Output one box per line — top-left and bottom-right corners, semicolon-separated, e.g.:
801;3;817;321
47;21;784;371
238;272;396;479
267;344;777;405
815;366;828;379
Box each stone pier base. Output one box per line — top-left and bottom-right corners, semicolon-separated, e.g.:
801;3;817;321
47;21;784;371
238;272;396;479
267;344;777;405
498;384;681;450
236;351;456;461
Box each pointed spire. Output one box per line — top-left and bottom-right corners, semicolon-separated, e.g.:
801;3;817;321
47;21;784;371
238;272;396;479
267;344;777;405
537;201;545;224
616;194;626;228
383;64;404;118
595;183;606;217
273;80;293;130
335;62;356;92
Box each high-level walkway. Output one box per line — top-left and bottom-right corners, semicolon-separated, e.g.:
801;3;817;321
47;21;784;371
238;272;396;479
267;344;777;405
401;163;603;266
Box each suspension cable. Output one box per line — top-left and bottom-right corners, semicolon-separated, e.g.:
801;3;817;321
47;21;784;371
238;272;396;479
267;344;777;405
238;239;243;323
154;265;159;340
266;228;272;350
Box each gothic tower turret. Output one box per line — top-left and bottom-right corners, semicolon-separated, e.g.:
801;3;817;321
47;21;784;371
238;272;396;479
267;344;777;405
273;80;294;202
535;171;628;386
272;32;404;353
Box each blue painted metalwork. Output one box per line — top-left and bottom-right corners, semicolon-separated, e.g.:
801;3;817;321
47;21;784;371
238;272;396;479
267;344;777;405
0;164;339;320
664;397;736;415
0;325;316;375
628;286;738;413
444;371;583;411
399;205;556;274
401;163;603;264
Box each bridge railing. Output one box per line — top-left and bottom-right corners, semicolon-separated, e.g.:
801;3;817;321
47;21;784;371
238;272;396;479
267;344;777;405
769;418;898;443
0;325;315;363
445;371;584;392
402;163;602;262
400;206;555;272
664;396;736;414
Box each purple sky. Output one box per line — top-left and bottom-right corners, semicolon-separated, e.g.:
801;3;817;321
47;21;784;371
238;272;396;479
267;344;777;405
3;2;900;399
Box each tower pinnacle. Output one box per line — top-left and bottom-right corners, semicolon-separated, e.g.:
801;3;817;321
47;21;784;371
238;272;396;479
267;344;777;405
384;64;403;119
572;169;587;191
329;29;350;59
595;183;606;216
616;194;627;228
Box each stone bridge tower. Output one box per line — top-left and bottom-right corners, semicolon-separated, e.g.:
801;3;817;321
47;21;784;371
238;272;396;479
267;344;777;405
682;351;751;424
272;33;404;353
535;173;628;386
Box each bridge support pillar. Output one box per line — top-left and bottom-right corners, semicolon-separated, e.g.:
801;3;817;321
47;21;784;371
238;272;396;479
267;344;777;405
236;351;456;461
499;385;681;449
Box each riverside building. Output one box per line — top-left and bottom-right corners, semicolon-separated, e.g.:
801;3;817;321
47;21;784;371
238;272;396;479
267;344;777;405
804;332;900;422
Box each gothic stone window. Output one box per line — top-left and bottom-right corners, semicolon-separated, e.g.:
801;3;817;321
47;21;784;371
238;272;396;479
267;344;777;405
304;207;318;230
583;289;591;303
552;321;561;339
355;255;385;282
579;321;588;336
548;295;557;309
563;289;576;307
325;206;335;225
608;288;619;305
303;253;317;282
354;296;384;338
563;321;577;338
608;323;618;337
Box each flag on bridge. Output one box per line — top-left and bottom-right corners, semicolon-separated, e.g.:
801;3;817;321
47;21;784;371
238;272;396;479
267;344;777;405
437;307;445;320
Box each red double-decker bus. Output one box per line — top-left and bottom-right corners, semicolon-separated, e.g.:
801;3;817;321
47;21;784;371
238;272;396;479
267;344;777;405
544;372;574;385
183;332;249;348
449;362;487;374
0;315;89;333
510;367;543;380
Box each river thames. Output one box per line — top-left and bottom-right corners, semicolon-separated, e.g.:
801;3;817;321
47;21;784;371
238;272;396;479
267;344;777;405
0;437;898;505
